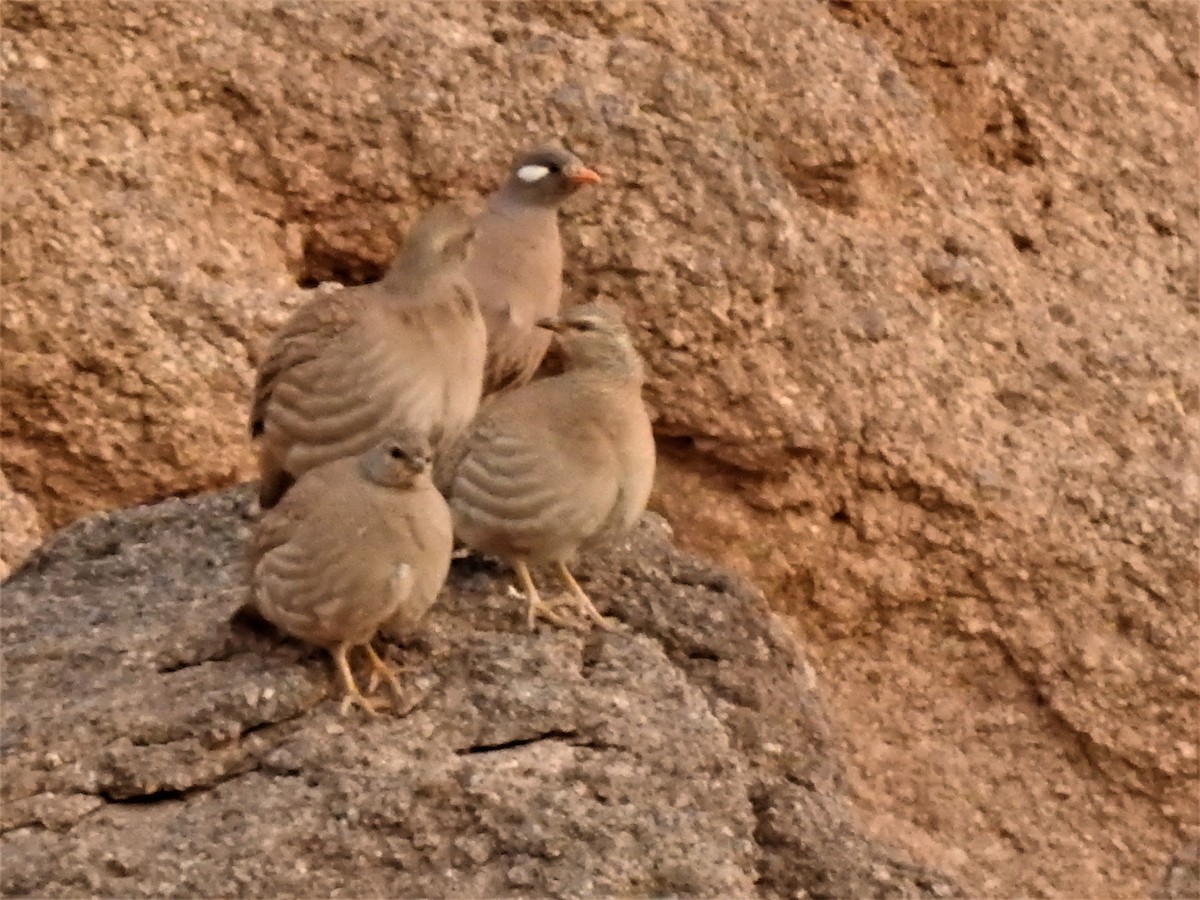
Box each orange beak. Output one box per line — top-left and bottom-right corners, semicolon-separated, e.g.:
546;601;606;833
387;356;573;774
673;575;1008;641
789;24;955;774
566;166;602;187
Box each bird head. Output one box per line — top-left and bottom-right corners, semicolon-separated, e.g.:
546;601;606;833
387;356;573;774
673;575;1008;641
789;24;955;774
502;144;601;207
404;202;475;267
536;303;642;377
360;431;433;489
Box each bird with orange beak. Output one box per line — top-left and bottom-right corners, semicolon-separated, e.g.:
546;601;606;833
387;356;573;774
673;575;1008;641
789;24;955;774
465;144;602;396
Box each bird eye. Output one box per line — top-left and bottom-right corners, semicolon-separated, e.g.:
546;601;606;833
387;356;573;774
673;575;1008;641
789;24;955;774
574;320;596;332
547;162;561;174
388;447;405;460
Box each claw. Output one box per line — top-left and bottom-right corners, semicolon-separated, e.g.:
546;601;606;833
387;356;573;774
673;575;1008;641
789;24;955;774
529;594;579;630
363;643;406;712
515;560;578;630
557;562;612;630
332;642;385;716
338;690;385;716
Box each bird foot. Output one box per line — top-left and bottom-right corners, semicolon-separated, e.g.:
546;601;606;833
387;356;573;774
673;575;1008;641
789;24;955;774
362;644;409;713
564;594;613;630
527;594;580;631
514;560;609;632
332;643;390;717
556;563;613;631
537;593;612;631
338;686;387;717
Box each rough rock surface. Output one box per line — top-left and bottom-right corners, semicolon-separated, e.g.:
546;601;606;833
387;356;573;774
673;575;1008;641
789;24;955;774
1156;842;1200;900
0;489;956;898
1;1;1196;895
0;470;43;577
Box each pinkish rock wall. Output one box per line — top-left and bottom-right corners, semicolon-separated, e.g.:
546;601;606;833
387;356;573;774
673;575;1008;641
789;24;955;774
2;2;1196;894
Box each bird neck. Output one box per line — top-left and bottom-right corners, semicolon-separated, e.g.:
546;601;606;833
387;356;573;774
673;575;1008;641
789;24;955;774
563;348;645;384
492;185;562;213
378;256;454;296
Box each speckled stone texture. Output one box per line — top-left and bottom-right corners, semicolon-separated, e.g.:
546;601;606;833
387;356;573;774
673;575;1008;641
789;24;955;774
0;489;955;898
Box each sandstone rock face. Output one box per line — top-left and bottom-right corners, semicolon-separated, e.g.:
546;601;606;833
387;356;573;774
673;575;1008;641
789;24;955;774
0;490;956;898
1;1;1196;895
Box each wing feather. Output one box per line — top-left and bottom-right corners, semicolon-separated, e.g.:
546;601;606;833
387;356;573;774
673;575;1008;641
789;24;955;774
250;292;368;437
449;410;619;557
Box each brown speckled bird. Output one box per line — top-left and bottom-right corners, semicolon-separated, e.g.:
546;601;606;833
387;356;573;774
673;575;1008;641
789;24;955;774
251;202;486;508
446;303;655;629
466;144;601;396
249;432;452;714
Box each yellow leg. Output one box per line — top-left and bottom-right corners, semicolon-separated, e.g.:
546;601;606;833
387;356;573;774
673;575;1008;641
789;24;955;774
363;643;405;710
515;560;573;631
332;643;383;716
557;562;612;630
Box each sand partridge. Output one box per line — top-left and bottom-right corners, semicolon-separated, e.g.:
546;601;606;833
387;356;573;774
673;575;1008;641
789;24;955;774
466;144;601;395
249;432;453;714
446;303;655;629
251;202;486;508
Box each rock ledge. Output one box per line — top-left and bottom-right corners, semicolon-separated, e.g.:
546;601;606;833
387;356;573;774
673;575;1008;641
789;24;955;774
1;488;955;898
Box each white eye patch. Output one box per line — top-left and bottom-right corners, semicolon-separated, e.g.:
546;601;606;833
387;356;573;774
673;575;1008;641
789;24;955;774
517;164;551;182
